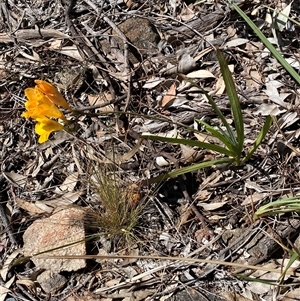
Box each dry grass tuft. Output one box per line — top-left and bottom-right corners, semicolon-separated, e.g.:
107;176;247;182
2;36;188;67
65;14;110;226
84;164;142;245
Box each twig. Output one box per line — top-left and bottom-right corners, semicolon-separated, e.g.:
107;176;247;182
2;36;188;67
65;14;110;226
62;0;117;101
73;94;126;112
16;283;39;301
0;187;18;246
103;16;132;111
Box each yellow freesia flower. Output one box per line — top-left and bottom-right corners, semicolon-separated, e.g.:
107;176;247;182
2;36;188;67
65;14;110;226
22;88;66;120
22;80;73;143
35;116;64;143
35;80;72;110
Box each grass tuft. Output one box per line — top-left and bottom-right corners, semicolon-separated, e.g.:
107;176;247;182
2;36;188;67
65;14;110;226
84;164;142;245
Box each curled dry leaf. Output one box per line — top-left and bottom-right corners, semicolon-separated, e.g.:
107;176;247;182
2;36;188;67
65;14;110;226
215;75;226;96
187;69;215;79
197;202;227;211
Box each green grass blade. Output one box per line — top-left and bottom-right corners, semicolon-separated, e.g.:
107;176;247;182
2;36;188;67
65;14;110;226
144;158;234;184
216;49;244;154
254;196;300;220
141;134;235;157
278;251;299;283
185;78;238;145
228;0;300;85
196;119;237;153
241;115;273;164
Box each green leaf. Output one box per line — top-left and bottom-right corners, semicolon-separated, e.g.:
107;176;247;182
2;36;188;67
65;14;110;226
242;115;273;164
216;49;244;154
278;251;299;283
141;134;235;157
144;158;234;184
184;78;238;145
196;119;237;153
228;0;300;85
254;196;300;220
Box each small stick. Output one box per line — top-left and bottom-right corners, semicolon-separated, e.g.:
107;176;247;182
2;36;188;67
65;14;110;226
0;188;18;246
103;16;132;111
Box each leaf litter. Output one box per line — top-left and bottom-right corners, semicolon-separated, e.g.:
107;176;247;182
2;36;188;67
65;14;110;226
1;0;300;300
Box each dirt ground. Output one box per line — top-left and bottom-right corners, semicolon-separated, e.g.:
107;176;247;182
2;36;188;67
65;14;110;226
1;0;300;300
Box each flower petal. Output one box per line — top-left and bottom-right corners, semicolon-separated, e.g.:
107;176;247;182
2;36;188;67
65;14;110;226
35;116;64;143
35;80;72;110
23;88;66;120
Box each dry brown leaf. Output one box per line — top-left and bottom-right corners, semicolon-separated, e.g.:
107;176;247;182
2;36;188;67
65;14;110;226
215;76;226;96
42;191;83;209
193;47;214;62
0;275;15;301
49;42;83;62
88;93;114;112
180;144;202;164
55;172;78;193
224;38;249;48
248;262;281;294
1;250;20;281
125;289;156;301
221;291;254;301
180;3;195;22
253;103;286;116
187;69;215;79
241;192;269;206
15;197;48;215
177;203;193;227
19;50;41;62
16;279;36;288
143;77;163;89
124;0;134;8
161;83;177;108
198;202;227;211
2;172;27;188
245;63;262;90
194;132;221;147
194;189;212;201
282;287;300;300
0;29;69;44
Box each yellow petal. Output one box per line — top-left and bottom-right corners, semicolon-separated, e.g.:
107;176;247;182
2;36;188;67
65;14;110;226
23;87;66;120
35;80;72;110
24;88;44;105
35;117;64;143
